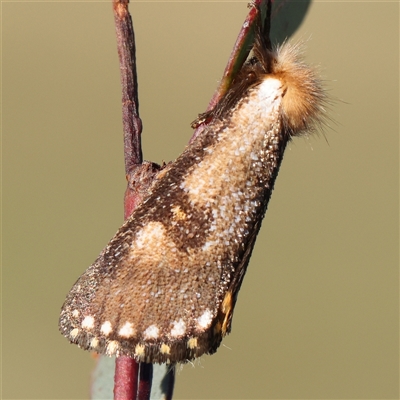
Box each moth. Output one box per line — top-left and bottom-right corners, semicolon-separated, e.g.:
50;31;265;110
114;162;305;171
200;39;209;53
59;17;326;364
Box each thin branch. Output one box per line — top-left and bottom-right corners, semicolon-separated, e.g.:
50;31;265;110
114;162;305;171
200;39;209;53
113;357;139;400
190;0;268;142
137;363;153;400
113;0;143;174
113;0;147;399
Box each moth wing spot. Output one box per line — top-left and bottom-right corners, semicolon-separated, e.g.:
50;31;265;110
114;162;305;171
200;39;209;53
100;321;113;336
135;344;145;357
143;324;159;339
70;328;79;340
160;343;171;355
81;315;95;330
134;222;166;250
72;309;79;318
90;337;99;349
170;319;186;338
171;205;186;220
197;309;213;329
187;338;198;349
118;322;135;338
106;340;119;356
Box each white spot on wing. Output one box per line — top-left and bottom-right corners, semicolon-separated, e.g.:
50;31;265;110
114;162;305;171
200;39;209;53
81;315;95;330
160;343;171;354
135;344;145;357
72;309;79;318
144;324;159;339
70;328;79;339
100;321;113;336
170;319;186;337
187;337;198;349
119;322;135;338
197;309;213;329
135;222;165;249
106;340;119;356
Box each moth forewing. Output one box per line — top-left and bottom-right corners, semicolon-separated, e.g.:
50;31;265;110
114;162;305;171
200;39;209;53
59;30;326;363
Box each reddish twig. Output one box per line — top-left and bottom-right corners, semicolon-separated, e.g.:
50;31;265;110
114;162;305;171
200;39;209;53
190;0;268;142
137;363;153;400
113;0;143;174
113;0;153;399
114;357;139;400
206;2;261;110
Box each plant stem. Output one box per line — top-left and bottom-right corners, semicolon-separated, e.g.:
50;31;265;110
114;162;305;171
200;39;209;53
114;357;139;400
111;1;272;399
113;0;151;399
137;363;153;400
113;0;142;174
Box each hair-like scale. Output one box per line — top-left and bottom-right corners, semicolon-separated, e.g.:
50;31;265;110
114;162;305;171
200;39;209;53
268;41;326;135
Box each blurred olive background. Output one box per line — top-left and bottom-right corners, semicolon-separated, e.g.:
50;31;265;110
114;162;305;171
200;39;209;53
2;1;398;399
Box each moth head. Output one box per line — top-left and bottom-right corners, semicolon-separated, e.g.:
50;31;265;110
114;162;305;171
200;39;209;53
267;41;327;137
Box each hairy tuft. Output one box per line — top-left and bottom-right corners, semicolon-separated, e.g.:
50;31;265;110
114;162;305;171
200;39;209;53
193;35;329;139
270;41;327;136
